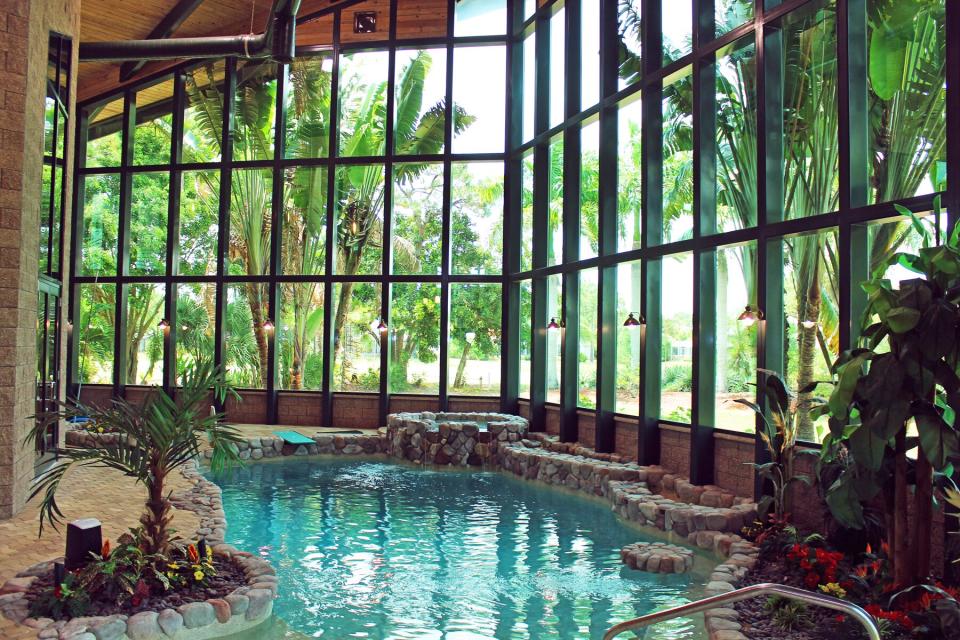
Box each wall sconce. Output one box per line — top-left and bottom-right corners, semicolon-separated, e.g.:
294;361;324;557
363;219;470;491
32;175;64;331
623;312;645;328
737;305;764;327
371;318;388;334
801;318;817;329
262;319;275;334
547;317;564;331
157;319;171;333
465;331;476;344
65;319;73;334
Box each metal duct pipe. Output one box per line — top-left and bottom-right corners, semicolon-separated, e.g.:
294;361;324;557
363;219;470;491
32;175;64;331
79;0;301;63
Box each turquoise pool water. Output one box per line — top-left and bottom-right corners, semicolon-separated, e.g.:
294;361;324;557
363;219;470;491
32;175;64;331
209;458;711;639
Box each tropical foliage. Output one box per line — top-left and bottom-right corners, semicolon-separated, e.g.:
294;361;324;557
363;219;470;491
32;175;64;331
27;361;242;555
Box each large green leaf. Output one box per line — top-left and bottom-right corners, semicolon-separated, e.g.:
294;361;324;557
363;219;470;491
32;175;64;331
885;306;921;333
825;474;866;530
917;411;960;471
828;352;872;417
848;423;889;472
869;23;906;101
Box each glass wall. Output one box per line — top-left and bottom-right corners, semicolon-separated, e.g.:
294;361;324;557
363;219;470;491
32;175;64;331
511;0;951;462
72;8;508;422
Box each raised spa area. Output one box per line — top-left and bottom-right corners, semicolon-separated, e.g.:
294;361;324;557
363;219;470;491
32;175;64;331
2;0;957;639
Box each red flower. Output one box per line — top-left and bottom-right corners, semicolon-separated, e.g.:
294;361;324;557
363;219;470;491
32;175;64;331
101;539;111;559
805;572;821;589
187;544;199;563
53;585;62;600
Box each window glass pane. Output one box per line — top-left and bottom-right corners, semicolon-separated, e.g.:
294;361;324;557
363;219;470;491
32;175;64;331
225;283;270;389
523;33;536;143
519;280;532;399
618;97;642;253
716;0;755;39
133;79;173;166
228;169;273;276
546;274;562;404
715;37;757;233
782;2;839;219
549;8;565;128
332;282;381;392
183;61;225;163
453;45;505;153
663;71;693;243
279;283;324;390
454;0;506;36
395;49;447;156
390;283;440;394
179;170;219;276
450;283;502;395
78;283;115;384
616;261;642;415
234;61;276;161
286;56;332;159
339;51;388;157
176;282;215;383
521;152;534;271
283;167;327;275
393;163;443;275
547;137;563;265
126;284;165;386
578;269;597;409
44;96;55;156
580;120;599;259
335;164;384;276
664;1;692;63
81;173;120;275
85;97;123;168
783;229;839;442
867;0;946;202
660;253;692;422
581;0;600;109
129;172;169;276
39;164;52;274
715;244;757;432
451;162;503;275
618;0;642;88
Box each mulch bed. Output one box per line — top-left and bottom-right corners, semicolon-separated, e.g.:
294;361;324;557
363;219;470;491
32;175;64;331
24;557;247;619
733;556;910;640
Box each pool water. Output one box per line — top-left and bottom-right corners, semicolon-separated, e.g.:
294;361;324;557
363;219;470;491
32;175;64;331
208;458;711;639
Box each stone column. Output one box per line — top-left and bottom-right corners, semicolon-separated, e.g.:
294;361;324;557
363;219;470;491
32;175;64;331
0;0;80;518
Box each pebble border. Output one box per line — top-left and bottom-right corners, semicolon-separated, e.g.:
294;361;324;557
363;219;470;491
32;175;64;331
0;460;275;640
46;422;760;640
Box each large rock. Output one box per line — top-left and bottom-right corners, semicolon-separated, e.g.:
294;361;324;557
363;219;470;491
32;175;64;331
126;611;163;640
178;601;216;629
245;588;273;621
157;609;183;637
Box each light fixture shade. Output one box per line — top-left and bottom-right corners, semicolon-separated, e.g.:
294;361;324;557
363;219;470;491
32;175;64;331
623;312;644;328
801;319;817;329
737;305;763;326
547;317;562;330
262;319;275;332
157;319;171;330
376;319;388;333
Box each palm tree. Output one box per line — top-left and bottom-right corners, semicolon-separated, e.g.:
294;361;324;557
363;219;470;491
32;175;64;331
27;361;242;556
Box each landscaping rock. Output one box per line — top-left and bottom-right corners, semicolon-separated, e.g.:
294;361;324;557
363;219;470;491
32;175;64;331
156;609;183;637
126;611;163;640
177;601;216;629
245;588;273;620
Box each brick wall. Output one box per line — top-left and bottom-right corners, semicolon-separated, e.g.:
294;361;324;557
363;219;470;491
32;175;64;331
389;395;439;414
544;404;560;435
577;411;596;448
714;433;755;498
659;424;691;477
517;399;530;420
225;391;268;424
277;392;323;426
447;397;500;413
331;394;379;429
0;0;80;518
77;385;113;409
614;416;639;461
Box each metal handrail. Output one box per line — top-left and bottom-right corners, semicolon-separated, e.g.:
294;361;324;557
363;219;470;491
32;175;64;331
603;582;880;640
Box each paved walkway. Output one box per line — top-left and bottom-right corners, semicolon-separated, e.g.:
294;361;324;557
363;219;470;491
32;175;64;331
0;465;200;639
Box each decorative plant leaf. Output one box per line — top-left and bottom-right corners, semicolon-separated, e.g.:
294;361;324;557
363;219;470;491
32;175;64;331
869;26;907;101
825;474;865;530
848;424;888;472
917;411;960;471
829;352;872;417
885;306;922;333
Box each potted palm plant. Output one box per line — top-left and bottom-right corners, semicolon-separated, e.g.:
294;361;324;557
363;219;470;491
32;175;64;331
27;361;242;556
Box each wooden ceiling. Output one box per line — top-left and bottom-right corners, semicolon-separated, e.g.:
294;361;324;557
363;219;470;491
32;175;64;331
78;0;448;103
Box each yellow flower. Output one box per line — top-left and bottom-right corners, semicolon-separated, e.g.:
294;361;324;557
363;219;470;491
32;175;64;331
207;546;213;560
167;562;179;570
97;427;104;433
818;583;847;599
166;572;175;579
194;570;204;581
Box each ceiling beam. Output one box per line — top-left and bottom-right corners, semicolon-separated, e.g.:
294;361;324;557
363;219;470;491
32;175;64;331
118;0;208;82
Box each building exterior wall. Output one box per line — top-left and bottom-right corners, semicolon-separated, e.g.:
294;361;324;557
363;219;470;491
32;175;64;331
0;0;80;518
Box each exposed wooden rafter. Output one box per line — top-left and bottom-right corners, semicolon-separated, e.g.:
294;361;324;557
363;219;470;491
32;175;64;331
117;0;208;81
